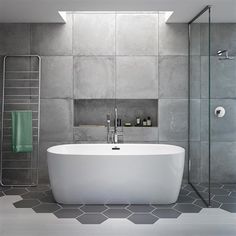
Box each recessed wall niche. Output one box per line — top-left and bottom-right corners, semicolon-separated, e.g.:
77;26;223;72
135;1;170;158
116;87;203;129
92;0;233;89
74;99;158;127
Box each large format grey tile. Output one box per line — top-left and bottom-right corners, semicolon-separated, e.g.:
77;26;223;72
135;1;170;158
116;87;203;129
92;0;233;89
159;56;188;98
74;56;115;99
190;56;201;98
116;56;158;99
0;24;30;55
116;13;158;55
159;99;188;141
31;15;72;55
40;99;73;142
189;99;200;141
159;14;188;55
189;23;200;56
73;14;115;55
41;56;73;99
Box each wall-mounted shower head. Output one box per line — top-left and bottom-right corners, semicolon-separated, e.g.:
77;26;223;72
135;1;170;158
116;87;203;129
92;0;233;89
217;50;234;60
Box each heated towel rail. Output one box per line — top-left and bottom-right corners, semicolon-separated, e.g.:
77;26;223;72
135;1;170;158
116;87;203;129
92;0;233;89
0;55;41;186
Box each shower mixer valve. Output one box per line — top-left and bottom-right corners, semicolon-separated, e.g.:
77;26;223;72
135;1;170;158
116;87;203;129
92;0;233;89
214;106;226;118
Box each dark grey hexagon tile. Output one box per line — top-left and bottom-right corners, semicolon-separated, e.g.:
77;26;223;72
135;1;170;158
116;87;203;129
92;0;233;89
194;185;207;192
54;209;83;218
27;185;50;192
33;203;61;213
128;214;158;224
223;184;236;191
229;192;236;198
0;186;12;191
177;195;195;203
39;194;56;203
213;196;236;204
4;188;28;195
206;188;230;196
127;205;154;213
194;199;221;208
80;205;107;213
221;204;236;213
199;183;223;188
21;191;47;200
0;191;4;197
187;191;211;200
152;208;181;218
105;204;129;208
152;204;176;209
179;189;190;196
182;185;193;191
59;204;83;209
14;199;41;208
77;213;107;224
174;204;202;213
103;208;132;218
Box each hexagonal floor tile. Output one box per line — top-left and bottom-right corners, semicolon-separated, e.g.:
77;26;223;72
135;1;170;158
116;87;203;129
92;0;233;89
208;188;230;196
152;208;181;218
21;191;47;200
127;205;154;213
0;186;11;191
33;203;60;213
39;195;56;203
59;204;83;209
103;208;132;218
221;204;236;213
213;196;236;204
152;204;175;209
77;214;107;224
27;185;50;192
183;185;194;191
179;189;190;196
229;192;236;198
14;199;41;208
174;204;202;213
54;209;83;218
0;191;4;197
177;195;195;203
4;188;28;195
223;184;236;191
194;199;221;208
80;205;107;213
105;204;129;208
128;213;158;224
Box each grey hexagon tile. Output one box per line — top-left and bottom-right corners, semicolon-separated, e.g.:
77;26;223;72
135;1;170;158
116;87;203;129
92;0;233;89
103;209;131;218
183;185;194;191
128;214;158;224
27;185;50;192
221;204;236;213
127;205;154;213
21;191;47;200
152;204;176;209
174;204;202;213
39;194;56;203
187;191;210;200
4;188;28;195
59;204;83;209
33;203;61;213
0;192;4;197
194;199;221;208
177;195;195;203
77;213;107;224
54;209;83;218
208;188;230;196
105;204;129;208
223;184;236;191
14;199;40;208
213;196;236;204
229;192;236;198
0;186;11;191
152;209;181;218
179;189;190;196
80;205;107;213
199;183;223;188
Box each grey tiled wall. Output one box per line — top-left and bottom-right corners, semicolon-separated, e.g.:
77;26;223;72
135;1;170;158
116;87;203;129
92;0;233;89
0;12;190;184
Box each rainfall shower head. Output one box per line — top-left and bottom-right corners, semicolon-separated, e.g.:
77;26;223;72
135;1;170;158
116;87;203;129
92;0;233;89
217;50;234;60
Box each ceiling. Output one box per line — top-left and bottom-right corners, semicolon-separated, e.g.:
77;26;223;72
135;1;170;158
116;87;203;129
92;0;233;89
0;0;236;23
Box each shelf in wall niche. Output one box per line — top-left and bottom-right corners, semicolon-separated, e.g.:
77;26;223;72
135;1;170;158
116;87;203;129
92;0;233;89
74;99;158;127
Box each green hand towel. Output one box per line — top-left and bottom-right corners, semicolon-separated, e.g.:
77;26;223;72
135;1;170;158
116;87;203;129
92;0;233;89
11;111;33;153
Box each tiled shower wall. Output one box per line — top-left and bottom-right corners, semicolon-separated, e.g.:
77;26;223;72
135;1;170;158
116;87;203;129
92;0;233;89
0;12;189;183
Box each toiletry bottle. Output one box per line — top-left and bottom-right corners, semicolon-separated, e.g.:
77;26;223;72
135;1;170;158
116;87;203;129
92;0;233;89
142;119;147;126
136;117;141;126
147;117;152;126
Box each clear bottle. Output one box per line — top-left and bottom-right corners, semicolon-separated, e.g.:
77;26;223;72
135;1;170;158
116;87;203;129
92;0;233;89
147;117;152;126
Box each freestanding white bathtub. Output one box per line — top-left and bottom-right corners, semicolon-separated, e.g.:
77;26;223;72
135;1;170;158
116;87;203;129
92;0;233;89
47;144;185;204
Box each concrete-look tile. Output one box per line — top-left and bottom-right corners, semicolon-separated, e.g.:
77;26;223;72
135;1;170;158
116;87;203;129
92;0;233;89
190;56;201;98
159;56;188;98
54;209;83;218
127;205;154;213
4;188;27;195
174;204;202;213
200;99;209;141
74;56;115;99
189;99;200;141
116;13;158;55
0;24;30;55
80;205;107;213
77;213;107;224
116;56;158;99
40;99;73;142
152;209;181;218
73;14;115;55
189;23;200;56
31;15;72;55
200;56;210;99
128;214;158;224
41;56;73;99
159;99;188;141
159;14;188;55
211;142;236;183
33;203;60;213
13;199;40;208
221;204;236;213
200;23;210;56
103;209;131;218
211;99;236;141
189;142;201;183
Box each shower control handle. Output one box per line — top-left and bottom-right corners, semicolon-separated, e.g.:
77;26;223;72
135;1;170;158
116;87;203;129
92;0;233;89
214;106;226;118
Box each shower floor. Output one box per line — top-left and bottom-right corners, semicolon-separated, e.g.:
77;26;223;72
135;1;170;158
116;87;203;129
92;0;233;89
0;183;236;224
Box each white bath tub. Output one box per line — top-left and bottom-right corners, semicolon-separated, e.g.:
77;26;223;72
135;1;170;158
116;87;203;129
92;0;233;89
47;144;185;204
